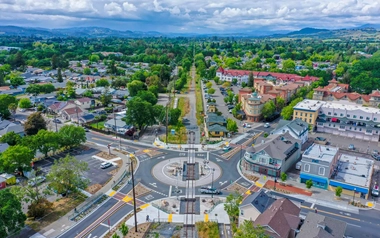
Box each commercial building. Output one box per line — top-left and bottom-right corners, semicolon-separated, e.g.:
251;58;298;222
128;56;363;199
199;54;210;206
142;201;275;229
300;144;340;189
329;154;374;199
238;90;275;122
242;132;301;177
271;119;309;144
293;99;380;141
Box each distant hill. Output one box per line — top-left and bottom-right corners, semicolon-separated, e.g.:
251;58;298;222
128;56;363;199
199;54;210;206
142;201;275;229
358;24;380;30
287;27;330;35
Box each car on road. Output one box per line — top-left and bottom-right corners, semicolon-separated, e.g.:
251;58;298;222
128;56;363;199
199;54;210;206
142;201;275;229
227;105;235;110
229;109;232;113
223;146;231;151
100;162;112;169
28;176;46;187
53;118;62;123
372;154;380;161
314;137;327;145
200;186;221;194
348;144;355;150
83;127;89;132
372;184;379;197
264;123;270;128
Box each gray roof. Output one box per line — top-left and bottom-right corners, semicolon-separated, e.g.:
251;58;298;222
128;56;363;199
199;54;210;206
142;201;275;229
0;143;9;153
206;113;226;124
273;119;308;136
240;190;276;213
297;212;347;238
0;121;24;136
246;132;300;160
105;119;127;128
208;124;228;132
76;88;87;95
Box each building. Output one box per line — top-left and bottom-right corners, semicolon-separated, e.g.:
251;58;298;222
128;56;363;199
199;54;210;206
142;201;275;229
298;212;347;238
61;107;84;122
242;132;301;177
0;143;9;153
239;190;276;225
239;90;275;122
330;154;374;199
254;198;301;238
293;99;380;141
104;117;129;133
204;105;228;139
300;144;340;189
74;97;94;109
271;119;309;144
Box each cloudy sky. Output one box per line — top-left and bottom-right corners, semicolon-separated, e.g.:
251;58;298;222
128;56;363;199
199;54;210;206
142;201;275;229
0;0;379;33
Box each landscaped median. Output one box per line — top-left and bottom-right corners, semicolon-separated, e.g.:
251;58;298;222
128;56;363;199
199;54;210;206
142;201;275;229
195;74;204;125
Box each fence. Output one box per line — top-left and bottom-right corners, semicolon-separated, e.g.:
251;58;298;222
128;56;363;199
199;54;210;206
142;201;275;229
151;202;172;214
207;200;223;214
112;170;129;190
68;193;106;221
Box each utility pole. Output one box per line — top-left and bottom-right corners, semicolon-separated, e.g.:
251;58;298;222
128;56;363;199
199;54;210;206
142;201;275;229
130;154;138;232
211;168;215;198
165;93;171;147
114;111;117;140
53;114;58;132
75;105;80;126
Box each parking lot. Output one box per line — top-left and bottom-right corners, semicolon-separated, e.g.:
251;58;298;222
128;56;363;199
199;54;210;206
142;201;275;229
34;147;116;186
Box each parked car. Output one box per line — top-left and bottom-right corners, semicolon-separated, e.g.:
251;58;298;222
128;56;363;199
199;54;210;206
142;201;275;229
53;118;61;123
223;146;231;151
125;126;136;136
372;184;379;197
372;154;380;161
314;137;327;145
200;187;221;194
264;123;270;128
229;109;232;113
295;162;302;170
348;144;355;150
28;176;46;187
100;162;112;169
227;105;235;110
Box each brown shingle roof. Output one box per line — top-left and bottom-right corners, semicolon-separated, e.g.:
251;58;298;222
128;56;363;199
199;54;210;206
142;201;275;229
62;107;83;115
254;198;300;238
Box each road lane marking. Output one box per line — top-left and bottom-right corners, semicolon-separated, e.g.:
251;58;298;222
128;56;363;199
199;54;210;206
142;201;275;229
311;203;315;209
122;196;133;203
140;204;150;209
245;190;251;195
168;214;173;223
169;185;172;196
301;205;360;221
107;190;116;197
99;223;109;227
204;214;209;222
347;223;361;228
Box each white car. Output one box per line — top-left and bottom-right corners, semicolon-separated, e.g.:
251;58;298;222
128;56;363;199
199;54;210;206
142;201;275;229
264;123;270;128
100;162;112;169
246;124;251;128
28;176;46;187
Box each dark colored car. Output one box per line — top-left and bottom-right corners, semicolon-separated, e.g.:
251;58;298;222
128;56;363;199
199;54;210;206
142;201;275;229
125;126;136;136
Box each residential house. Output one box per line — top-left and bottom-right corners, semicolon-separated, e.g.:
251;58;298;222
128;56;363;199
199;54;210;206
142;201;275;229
0;143;9;153
300;144;340;189
61;107;84;122
204;112;228;139
298;212;347;238
75;88;87;97
74;97;94;109
0;88;23;96
24;76;54;84
242;132;301;177
79;114;95;124
239;190;276;225
114;89;129;99
271;119;309;144
254;198;301;238
104;117;129;133
0;120;25;137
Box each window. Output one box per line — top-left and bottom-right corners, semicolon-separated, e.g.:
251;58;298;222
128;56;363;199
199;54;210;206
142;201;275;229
340;125;345;129
300;112;303;116
304;164;310;172
295;112;298;116
353;115;357;118
215;131;219;134
328;123;331;126
360;116;363;119
334;113;337;116
347;114;350;118
318;167;325;176
366;117;370;120
318;122;323;126
328;112;331;115
304;113;308;117
310;114;312;117
366;129;372;133
309;119;312;123
340;113;344;117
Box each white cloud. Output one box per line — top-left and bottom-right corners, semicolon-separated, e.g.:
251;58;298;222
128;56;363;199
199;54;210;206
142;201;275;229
197;7;207;13
169;6;180;15
123;2;137;11
104;2;123;16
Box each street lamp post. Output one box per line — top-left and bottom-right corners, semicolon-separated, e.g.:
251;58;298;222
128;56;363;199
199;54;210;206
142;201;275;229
211;168;215;198
353;188;356;204
128;154;138;232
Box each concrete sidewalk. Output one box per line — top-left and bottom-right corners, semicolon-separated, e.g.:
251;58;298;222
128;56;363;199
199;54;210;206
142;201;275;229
125;203;230;227
31;144;132;238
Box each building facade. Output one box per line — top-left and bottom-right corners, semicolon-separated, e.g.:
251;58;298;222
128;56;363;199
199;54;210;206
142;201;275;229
239;90;275;122
271;119;309;144
242;132;301;177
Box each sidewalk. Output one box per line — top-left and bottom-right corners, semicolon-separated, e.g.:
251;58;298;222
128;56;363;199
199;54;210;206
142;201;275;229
31;144;131;238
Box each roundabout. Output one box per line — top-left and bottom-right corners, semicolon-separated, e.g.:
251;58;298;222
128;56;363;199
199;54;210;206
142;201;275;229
151;157;222;187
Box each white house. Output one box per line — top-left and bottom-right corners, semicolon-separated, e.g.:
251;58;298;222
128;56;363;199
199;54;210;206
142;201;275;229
271;119;309;144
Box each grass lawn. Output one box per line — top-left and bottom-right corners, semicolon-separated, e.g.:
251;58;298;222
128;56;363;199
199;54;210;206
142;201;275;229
26;193;86;231
178;97;190;117
159;126;188;144
195;75;204;125
90;120;105;129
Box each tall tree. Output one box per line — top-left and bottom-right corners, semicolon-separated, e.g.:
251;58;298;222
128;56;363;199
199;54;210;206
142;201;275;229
136;91;158;105
0;189;26;237
227;118;238;132
99;87;112;106
0;94;17;119
127;80;145;97
224;192;243;224
47;154;89;196
57;68;63;83
275;96;285;111
51;54;58;69
0;131;22;146
0;70;5;86
24;112;47;136
261;101;276;119
58;125;86;148
14;51;25;68
247;72;254;88
124;97;155;130
7;72;25;87
168;108;181;125
26;84;41;96
18;98;32;109
96;79;110;87
0;145;34;176
282;59;296;72
33;129;60;157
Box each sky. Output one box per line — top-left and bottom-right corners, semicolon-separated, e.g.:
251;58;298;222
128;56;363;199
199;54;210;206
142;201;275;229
0;0;379;33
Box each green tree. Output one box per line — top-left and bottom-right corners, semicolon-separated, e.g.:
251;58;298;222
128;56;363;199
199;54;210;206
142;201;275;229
224;192;243;224
208;88;215;94
119;223;129;236
306;179;313;189
83;90;93;97
306;90;314;99
0;145;34;176
58;125;86;148
234;220;269;238
282;59;296;72
136;91;158;105
281;172;287;182
0;94;17;118
96;79;110;87
111;234;120;238
127;80;145;97
227;118;238;132
206;82;213;89
99;91;112;107
24;112;47;136
335;186;343;197
125;97;155;130
33;129;60;157
47;154;89;196
168;108;181;125
41;84;55;93
89;54;100;62
14;51;25;68
275;96;285;111
57;68;63;83
261;100;276;119
0;188;26;237
51;54;58;69
0;131;22;146
18;98;32;109
83;67;91;75
232;78;238;85
8;103;17;119
7;72;25;87
148;85;159;97
111;78;127;89
247;72;254;87
26;84;41;95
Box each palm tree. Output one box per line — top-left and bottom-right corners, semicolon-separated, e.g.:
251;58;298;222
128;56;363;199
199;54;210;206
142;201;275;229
119;223;129;236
